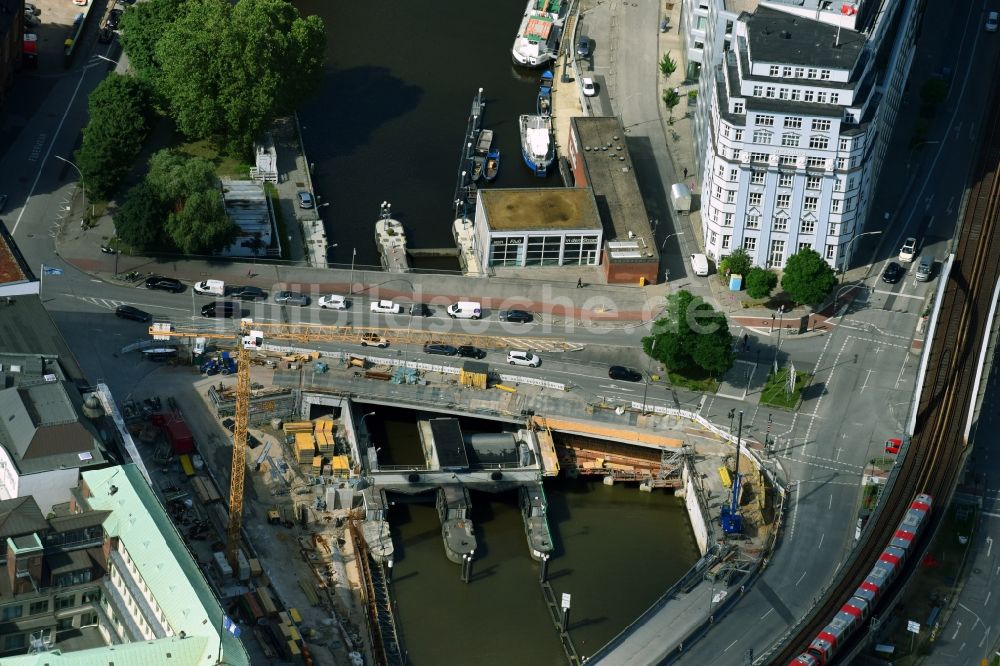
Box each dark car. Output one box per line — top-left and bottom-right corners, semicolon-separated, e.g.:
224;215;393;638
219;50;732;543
274;291;310;306
499;309;533;323
576;35;591;58
201;301;239;318
410;303;432;317
457;345;486;359
225;285;267;301
115;305;151;322
297;191;314;209
609;365;643;382
881;262;904;284
98;27;115;43
424;342;458;356
106;8;122;29
145;276;185;293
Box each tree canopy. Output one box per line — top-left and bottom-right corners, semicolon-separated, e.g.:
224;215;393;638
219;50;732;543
781;248;837;305
118;0;188;84
746;267;778;299
114;150;236;254
75;75;154;199
154;0;325;155
719;247;752;279
643;290;735;377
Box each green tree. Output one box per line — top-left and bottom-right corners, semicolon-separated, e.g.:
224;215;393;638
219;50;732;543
155;0;325;155
76;75;154;199
719;247;752;278
659;52;677;78
165;188;236;254
643;290;734;377
745;267;778;299
115;183;167;250
146;150;218;209
118;0;188;84
662;89;680;123
781;248;837;305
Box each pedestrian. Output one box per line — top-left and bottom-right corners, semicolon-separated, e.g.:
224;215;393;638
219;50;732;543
683;167;688;179
743;333;749;351
577;277;583;289
247;268;253;277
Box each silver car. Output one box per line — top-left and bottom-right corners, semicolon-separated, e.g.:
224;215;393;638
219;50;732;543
274;291;310;306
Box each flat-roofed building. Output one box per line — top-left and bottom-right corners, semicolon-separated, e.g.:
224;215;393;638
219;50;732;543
473;188;604;270
566;117;659;284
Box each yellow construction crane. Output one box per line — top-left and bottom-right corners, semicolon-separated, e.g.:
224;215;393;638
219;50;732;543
150;318;574;567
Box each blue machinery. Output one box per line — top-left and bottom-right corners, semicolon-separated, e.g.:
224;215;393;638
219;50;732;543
720;411;744;534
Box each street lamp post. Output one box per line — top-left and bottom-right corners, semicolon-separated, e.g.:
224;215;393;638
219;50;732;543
55;155;92;220
773;305;786;369
840;230;884;284
641;339;658;415
660;231;685;252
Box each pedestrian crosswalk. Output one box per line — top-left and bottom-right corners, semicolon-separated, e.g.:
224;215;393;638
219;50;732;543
73;296;126;311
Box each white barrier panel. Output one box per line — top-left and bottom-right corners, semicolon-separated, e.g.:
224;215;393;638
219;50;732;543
498;374;566;391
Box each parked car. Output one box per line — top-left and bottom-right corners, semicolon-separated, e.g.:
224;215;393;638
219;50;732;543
507;350;540;367
370;299;402;315
499;309;533;323
24;10;40;27
915;256;934;282
360;332;389;348
576;35;591;58
881;262;904;284
318;294;349;310
423;342;458;356
884;438;902;455
297;191;314;209
201;302;239;318
225;285;267;300
410;303;432;317
898;237;918;263
582;78;597;97
145;276;185;293
98;28;115;44
986;11;999;32
115;305;151;322
106;8;122;29
608;366;643;382
457;345;486;359
274;291;310;306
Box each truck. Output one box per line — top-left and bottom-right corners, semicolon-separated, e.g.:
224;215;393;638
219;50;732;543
193;279;225;296
670;183;691;214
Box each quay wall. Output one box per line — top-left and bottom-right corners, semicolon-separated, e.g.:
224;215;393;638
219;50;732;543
681;462;710;555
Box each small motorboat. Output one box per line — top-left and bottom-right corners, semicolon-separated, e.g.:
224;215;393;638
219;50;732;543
470;155;486;182
484;149;500;182
537;70;553;117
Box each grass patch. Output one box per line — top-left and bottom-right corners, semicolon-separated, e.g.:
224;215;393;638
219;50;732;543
667;367;718;393
176;139;252;179
760;368;811;409
861;483;880;511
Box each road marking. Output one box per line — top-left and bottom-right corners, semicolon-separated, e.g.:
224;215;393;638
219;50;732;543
861;369;873;393
795;571;807;586
870;289;925;300
828;495;833;510
987;536;993;557
818;533;825;549
723;639;738;653
952;620;962;640
760;608;774;620
985;590;992;607
895;356;909;390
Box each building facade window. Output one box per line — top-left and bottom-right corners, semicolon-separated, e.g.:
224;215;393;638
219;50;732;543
756;114;774;126
782;66;793;77
798;242;811;253
55;596;76;610
750;170;766;184
826;244;837;260
778;173;794;188
820;69;831;80
709;231;717;245
753;85;763;97
769;239;786;266
725;190;736;203
804;90;815;102
776;194;791;209
766;87;776;98
753;129;772;144
723;212;734;226
800;219;816;234
803;196;819;211
807;157;826;168
722;235;731;249
809;136;830;150
839;137;850;151
817;92;828;104
769;65;779;76
781;133;800;147
733;129;744;140
790;89;801;101
779;155;797;166
743;237;757;251
2;604;24;621
750;152;768;163
831;199;842;213
733;102;744;115
4;634;26;651
748;192;763;207
784;117;802;129
830;93;840;104
794;67;804;78
772;217;788;232
812;119;832;131
806;176;822;190
746;215;760;229
29;600;49;615
807;68;818;79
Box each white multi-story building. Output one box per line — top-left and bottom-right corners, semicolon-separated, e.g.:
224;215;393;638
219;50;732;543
693;0;924;269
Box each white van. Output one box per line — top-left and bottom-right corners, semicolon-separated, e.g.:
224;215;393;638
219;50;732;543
690;253;709;277
447;301;483;319
193;279;225;296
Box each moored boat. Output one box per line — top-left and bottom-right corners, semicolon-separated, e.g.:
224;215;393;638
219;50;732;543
470;155;486;182
537;70;553;117
476;128;494;155
511;0;566;68
519;114;554;177
484;148;500;182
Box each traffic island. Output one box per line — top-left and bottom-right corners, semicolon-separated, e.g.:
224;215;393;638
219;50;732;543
758;368;812;409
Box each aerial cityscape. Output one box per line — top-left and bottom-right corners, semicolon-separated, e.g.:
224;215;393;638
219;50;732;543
0;0;997;664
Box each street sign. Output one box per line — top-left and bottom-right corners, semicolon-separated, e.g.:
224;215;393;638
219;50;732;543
907;620;920;634
561;593;571;609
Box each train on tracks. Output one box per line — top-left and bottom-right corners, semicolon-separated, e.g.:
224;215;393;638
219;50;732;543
789;493;933;665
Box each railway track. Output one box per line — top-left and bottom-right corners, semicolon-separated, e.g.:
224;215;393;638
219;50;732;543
771;61;1000;664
